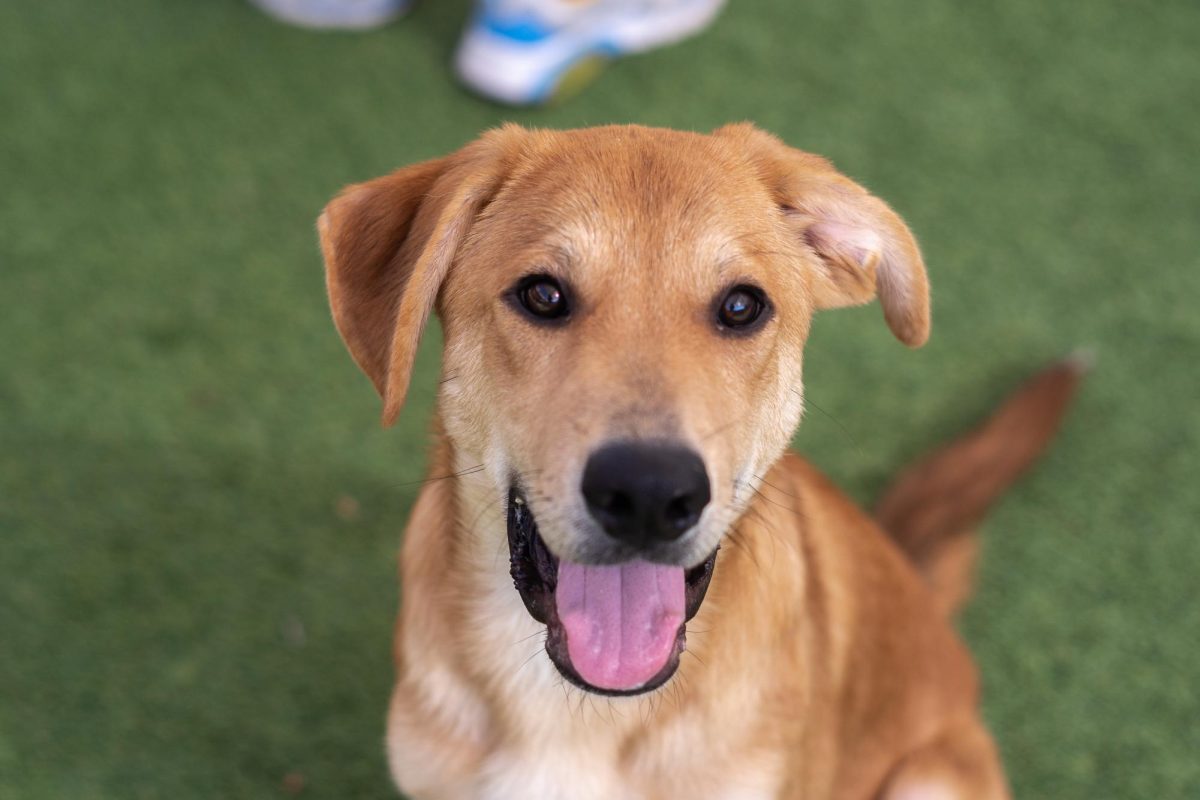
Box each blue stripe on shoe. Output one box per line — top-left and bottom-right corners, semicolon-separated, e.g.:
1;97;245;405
477;8;555;43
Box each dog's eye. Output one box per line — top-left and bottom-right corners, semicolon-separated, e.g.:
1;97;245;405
717;286;767;330
515;276;569;320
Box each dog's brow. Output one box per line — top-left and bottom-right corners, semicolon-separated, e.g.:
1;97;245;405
509;242;574;277
550;243;576;267
715;243;752;276
716;254;741;275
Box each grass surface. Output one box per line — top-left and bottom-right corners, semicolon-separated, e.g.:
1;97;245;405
2;1;1199;797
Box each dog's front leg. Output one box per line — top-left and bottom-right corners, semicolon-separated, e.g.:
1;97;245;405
875;718;1010;800
385;672;492;800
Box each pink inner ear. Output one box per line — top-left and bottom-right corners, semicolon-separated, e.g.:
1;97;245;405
806;220;883;269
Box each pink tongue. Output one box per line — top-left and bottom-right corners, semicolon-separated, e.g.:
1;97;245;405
555;559;685;691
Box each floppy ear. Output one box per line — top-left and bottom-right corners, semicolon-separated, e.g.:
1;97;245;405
318;130;519;426
720;124;930;347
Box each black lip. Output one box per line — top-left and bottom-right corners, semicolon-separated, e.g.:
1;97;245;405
506;489;559;624
506;487;718;696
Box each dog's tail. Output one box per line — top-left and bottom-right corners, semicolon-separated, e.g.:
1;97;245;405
875;354;1089;615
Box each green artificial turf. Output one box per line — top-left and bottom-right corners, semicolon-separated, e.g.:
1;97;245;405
2;1;1198;797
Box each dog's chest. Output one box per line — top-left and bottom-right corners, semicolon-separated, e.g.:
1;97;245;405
389;679;781;800
474;745;625;800
474;744;779;800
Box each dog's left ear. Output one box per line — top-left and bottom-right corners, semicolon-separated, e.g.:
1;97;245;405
719;124;931;347
318;127;522;426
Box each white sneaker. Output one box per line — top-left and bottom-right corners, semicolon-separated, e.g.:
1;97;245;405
249;0;411;30
456;0;726;105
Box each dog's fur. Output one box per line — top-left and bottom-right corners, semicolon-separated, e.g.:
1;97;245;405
318;124;1081;799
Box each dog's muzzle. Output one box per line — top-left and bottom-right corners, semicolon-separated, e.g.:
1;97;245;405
507;487;717;696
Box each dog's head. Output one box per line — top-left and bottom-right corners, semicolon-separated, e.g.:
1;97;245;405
319;124;928;695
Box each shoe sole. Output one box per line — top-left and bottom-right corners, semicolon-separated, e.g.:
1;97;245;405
249;0;410;30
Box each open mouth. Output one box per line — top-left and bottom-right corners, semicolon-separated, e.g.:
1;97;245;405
507;487;717;696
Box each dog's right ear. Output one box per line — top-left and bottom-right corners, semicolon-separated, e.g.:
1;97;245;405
318;129;520;426
717;123;931;347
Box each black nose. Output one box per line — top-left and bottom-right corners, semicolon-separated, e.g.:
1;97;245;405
581;442;711;548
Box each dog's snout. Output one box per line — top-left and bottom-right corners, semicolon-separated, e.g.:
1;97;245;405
581;442;711;548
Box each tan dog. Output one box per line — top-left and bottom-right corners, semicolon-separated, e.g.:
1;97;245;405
318;124;1081;799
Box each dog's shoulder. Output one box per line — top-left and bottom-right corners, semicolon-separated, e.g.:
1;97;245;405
771;453;982;780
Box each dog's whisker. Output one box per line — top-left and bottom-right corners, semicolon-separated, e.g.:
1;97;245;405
798;392;864;457
398;464;486;488
514;646;545;679
510;629;545;648
699;417;740;443
668;673;687;712
752;474;799;499
748;484;803;517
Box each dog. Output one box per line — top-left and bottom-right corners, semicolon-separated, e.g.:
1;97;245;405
317;124;1082;799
